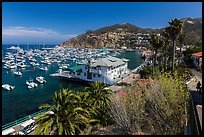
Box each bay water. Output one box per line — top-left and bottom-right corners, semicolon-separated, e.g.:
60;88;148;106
2;44;144;125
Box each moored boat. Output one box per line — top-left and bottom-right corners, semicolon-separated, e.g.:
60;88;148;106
2;84;15;91
36;76;46;84
14;70;22;76
39;66;48;71
26;79;38;89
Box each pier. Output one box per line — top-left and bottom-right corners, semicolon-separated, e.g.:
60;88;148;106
107;62;150;92
131;61;151;73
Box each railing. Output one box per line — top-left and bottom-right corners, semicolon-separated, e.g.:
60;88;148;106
2;105;56;131
187;93;202;135
132;61;149;73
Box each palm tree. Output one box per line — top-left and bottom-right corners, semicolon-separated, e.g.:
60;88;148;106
158;38;165;69
163;27;171;70
150;34;164;76
74;91;99;123
85;82;111;109
34;89;92;135
177;33;186;63
85;81;112;126
168;18;184;70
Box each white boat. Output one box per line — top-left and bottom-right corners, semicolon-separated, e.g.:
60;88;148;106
36;76;46;84
39;66;48;71
3;65;10;69
2;84;15;91
26;79;38;89
10;63;17;69
27;85;33;89
34;63;40;66
17;62;27;68
14;71;22;76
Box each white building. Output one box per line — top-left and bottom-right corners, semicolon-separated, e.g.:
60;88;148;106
191;52;202;69
60;56;130;85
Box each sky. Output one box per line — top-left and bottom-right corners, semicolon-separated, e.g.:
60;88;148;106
2;2;202;45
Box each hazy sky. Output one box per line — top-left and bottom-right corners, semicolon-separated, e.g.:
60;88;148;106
2;2;202;44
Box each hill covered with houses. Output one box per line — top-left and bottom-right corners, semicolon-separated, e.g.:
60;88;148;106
61;17;202;49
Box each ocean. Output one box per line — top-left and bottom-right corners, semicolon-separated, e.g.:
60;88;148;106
2;44;144;125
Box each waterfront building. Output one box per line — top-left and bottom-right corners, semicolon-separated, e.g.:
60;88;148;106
59;56;130;85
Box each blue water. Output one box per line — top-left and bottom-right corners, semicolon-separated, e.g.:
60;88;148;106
2;44;144;125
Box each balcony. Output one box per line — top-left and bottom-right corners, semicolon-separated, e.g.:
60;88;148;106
89;69;101;74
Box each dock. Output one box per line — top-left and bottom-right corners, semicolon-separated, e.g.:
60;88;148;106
108;73;140;92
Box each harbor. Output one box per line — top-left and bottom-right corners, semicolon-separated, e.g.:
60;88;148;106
2;44;145;128
2;53;147;135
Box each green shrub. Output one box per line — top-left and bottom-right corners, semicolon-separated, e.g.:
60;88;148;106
139;65;152;79
109;72;190;135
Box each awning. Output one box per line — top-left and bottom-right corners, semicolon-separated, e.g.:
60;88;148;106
68;65;82;72
192;52;202;57
2;127;15;135
21;119;35;128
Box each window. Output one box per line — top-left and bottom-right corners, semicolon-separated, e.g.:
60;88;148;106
93;74;95;77
85;66;87;69
98;74;101;77
84;73;86;76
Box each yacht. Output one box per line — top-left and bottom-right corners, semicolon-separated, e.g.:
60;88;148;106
26;79;38;89
3;64;10;69
17;62;27;68
10;64;17;69
36;76;46;84
34;62;40;66
39;66;48;71
2;84;15;91
14;70;22;76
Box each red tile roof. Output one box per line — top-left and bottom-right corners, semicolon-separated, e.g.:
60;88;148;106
192;52;202;57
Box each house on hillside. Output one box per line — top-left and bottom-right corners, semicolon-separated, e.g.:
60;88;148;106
191;52;202;71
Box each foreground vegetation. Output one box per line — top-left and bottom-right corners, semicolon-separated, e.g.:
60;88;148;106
35;71;190;135
35;82;112;135
109;72;190;135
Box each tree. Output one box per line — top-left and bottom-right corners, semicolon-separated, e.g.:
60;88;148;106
177;33;186;63
150;34;164;76
163;27;171;70
35;89;92;135
168;18;184;70
85;82;112;126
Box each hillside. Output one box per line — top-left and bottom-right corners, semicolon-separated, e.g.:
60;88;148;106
61;18;202;48
181;17;202;46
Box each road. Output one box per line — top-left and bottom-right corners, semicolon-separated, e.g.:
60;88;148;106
186;70;202;134
190;69;202;84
